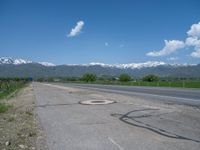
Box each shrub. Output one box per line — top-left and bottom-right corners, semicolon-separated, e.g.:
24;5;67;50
82;73;97;82
0;104;10;113
119;74;132;82
142;74;160;82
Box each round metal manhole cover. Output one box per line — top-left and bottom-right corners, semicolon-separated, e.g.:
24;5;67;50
79;100;115;105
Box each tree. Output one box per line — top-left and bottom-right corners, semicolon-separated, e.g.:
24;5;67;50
142;74;160;82
119;73;132;82
82;73;97;82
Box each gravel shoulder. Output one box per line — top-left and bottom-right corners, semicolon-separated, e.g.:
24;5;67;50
0;84;46;150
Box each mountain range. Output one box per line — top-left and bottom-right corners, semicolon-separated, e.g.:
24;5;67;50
0;57;200;78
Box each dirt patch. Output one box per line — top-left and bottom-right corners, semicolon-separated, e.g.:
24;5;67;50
0;84;46;150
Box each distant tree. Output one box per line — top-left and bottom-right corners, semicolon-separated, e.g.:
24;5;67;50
119;74;132;82
37;78;45;82
82;73;97;82
142;74;160;82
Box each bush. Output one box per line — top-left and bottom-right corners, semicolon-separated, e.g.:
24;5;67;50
142;74;160;82
0;104;10;113
82;73;97;82
0;78;29;99
119;74;132;82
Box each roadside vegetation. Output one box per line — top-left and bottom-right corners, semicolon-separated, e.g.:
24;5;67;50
81;73;97;82
0;78;31;113
36;73;200;88
0;77;31;99
0;77;40;150
119;73;132;82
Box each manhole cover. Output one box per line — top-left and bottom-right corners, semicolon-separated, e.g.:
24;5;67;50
79;100;115;105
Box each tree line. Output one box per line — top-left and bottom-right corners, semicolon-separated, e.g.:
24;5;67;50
80;73;160;82
37;73;160;82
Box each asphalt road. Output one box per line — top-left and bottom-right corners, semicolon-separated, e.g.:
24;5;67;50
33;82;200;150
60;83;200;106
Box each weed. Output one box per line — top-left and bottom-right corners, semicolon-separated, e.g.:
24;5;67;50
0;103;10;113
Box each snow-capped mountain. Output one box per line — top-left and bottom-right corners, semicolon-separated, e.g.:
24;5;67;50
38;62;56;67
0;57;199;78
0;57;55;66
0;57;197;69
0;57;32;65
88;61;167;69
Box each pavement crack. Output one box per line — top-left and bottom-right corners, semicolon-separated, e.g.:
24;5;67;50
111;109;200;143
34;103;78;108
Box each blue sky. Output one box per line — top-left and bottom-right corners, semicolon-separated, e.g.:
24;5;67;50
0;0;200;65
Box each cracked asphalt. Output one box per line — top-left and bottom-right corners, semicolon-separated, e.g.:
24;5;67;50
33;82;200;150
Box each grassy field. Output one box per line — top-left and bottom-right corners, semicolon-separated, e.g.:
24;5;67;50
102;81;199;88
37;74;200;89
116;81;200;88
60;80;200;88
37;76;200;89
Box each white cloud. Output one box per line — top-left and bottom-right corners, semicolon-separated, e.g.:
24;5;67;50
188;38;200;57
191;49;200;58
185;36;200;47
105;42;109;46
146;21;200;58
167;57;179;61
187;22;200;37
185;22;200;58
67;21;84;37
146;40;185;57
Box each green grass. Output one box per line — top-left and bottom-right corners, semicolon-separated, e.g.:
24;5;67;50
0;103;10;113
0;80;29;99
63;80;200;88
0;79;29;113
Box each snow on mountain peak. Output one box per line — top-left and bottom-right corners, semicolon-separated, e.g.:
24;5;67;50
38;62;56;66
0;57;55;66
0;57;32;65
0;57;196;69
89;61;166;69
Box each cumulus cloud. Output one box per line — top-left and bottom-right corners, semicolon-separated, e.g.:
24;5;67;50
185;22;200;58
191;49;200;58
185;36;200;46
147;21;200;58
185;36;200;58
187;22;200;37
146;40;185;57
67;21;84;37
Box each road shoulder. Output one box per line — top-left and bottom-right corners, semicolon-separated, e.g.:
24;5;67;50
0;83;47;150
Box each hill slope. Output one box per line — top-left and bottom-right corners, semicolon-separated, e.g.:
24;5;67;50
0;63;200;78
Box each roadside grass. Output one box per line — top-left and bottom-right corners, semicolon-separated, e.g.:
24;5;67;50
0;103;10;113
0;79;30;114
61;80;200;88
0;81;28;99
0;84;40;150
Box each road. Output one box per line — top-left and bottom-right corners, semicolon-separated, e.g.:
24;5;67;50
59;83;200;106
33;82;200;150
